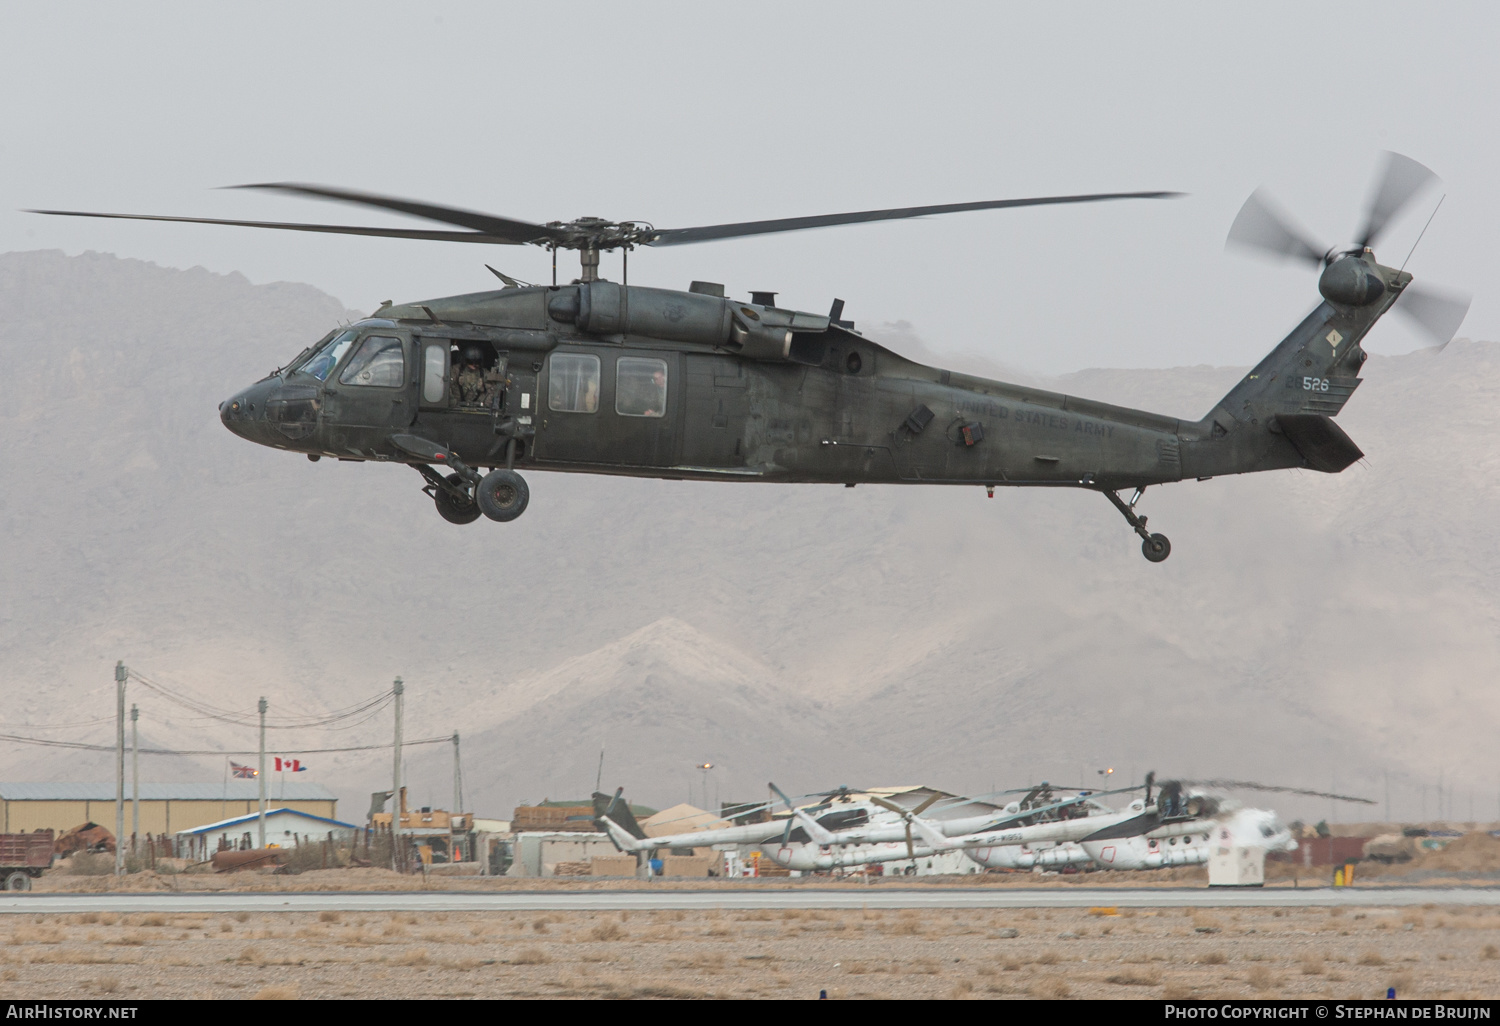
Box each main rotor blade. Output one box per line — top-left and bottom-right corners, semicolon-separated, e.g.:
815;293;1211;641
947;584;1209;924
230;182;563;244
646;191;1182;247
1225;189;1325;266
1357;152;1439;250
27;209;525;245
1395;281;1471;347
1182;779;1375;805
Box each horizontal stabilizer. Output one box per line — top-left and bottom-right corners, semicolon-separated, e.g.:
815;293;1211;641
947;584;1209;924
1275;414;1364;473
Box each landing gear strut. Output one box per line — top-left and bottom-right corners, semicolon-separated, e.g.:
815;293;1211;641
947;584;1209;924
415;465;481;524
1104;487;1171;562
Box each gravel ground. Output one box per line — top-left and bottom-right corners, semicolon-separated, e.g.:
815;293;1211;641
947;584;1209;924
2;904;1497;1000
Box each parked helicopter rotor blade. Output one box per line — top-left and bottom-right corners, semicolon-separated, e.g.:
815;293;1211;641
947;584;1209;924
229;182;564;244
1357;152;1439;250
868;797;919;859
26;209;525;244
1179;779;1375;805
646;191;1182;247
1395;281;1471;347
1225;189;1326;266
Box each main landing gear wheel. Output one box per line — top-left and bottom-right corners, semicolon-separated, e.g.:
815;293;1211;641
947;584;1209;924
434;472;482;525
476;468;529;522
5;871;30;892
1103;486;1172;563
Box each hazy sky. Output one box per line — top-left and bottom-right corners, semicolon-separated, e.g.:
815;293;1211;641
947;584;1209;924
3;2;1494;374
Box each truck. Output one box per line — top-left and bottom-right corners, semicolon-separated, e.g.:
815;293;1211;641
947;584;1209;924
0;830;55;891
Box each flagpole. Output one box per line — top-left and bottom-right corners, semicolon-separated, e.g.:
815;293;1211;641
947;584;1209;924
221;757;228;820
257;698;267;849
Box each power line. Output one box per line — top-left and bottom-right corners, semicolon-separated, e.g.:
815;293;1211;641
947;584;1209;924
0;731;453;756
126;668;394;729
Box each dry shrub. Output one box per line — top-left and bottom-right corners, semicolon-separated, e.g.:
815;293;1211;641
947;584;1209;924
79;913;100;925
1193;915;1224;932
91;977;119;994
1;970;17;982
394;948;430;966
1202;950;1228;965
1357;950;1386;967
1001;958;1021;972
10;925;63;945
951;979;975;997
1035;950;1061;966
1391;971;1416;998
1031;976;1071;999
252;984;299;1000
910;957;940;975
1301;954;1326;975
1163;982;1194;1000
589;919;625;942
98;914;117;927
233;912;249;923
686;952;725;969
532;918;550;934
1482;944;1499;960
512;946;551;965
891;918;924;936
382;921;407;938
447;958;485;971
1246;965;1275;991
218;922;232;933
138;914;165;928
111;932;146;947
704;923;731;938
1108;968;1162;986
318;911;340;924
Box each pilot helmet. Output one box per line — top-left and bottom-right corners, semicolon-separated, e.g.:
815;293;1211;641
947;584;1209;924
461;344;484;365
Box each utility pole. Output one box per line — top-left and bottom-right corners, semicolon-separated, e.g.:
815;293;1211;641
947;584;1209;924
257;697;267;848
392;678;404;864
452;732;462;815
130;704;140;846
114;661;126;877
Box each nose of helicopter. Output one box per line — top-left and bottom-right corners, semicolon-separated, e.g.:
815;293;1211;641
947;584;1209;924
219;379;280;444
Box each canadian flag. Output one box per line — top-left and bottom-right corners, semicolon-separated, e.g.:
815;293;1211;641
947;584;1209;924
274;757;307;773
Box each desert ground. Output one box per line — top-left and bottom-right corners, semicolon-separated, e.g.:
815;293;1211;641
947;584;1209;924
2;902;1497;1000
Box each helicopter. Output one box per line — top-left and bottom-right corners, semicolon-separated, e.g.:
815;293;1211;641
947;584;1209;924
31;154;1467;560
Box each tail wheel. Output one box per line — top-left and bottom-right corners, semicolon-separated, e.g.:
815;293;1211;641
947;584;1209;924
1142;533;1171;563
433;472;481;525
476;469;529;522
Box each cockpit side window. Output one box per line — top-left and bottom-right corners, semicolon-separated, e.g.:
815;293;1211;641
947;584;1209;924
301;329;358;382
339;335;406;387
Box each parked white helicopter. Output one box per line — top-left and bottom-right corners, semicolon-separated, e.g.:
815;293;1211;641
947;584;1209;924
592;783;1106;864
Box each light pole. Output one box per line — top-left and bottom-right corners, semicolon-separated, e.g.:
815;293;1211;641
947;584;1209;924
114;661;126;877
695;763;714;812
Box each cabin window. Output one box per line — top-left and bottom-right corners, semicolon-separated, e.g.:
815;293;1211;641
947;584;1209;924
339;335;405;387
422;344;448;403
302;329;357;382
548;352;600;413
615;357;668;418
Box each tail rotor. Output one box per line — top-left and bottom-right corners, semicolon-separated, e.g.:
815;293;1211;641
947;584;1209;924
1226;151;1469;347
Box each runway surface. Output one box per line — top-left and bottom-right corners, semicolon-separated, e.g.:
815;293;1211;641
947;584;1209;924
2;887;1496;914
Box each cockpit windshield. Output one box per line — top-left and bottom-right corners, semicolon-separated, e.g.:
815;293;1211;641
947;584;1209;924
295;329;358;381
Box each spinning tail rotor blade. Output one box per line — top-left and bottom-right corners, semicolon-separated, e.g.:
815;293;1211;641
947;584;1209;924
1395;282;1471;347
1357;152;1439;249
1225;189;1326;266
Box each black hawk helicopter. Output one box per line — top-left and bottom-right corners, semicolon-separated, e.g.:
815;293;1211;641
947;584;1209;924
32;154;1467;560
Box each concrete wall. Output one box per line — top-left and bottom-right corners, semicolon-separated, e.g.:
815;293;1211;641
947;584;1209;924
2;799;337;836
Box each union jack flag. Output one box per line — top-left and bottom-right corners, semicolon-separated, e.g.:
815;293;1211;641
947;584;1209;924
230;761;257;779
